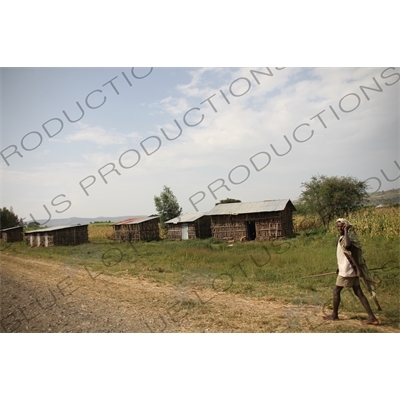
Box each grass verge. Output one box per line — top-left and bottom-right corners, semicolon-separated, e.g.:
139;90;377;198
2;231;399;330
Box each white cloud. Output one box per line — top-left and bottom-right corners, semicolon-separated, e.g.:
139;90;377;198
81;152;119;166
158;96;190;116
176;68;232;98
64;124;127;146
125;68;396;183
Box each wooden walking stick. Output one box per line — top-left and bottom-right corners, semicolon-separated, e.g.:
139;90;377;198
302;272;337;278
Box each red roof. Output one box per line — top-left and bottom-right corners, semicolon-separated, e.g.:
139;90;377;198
113;216;159;225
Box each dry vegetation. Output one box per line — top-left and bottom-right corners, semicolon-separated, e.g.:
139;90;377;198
294;206;400;239
88;224;114;241
326;207;400;238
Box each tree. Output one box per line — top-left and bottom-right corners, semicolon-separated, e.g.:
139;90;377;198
154;186;182;230
0;207;23;229
298;175;369;228
216;198;242;205
27;221;41;228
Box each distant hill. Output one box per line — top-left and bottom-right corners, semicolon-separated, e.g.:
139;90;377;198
27;216;148;227
367;188;400;206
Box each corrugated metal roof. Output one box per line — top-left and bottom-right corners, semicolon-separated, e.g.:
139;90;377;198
206;199;296;215
0;226;23;232
24;225;88;234
113;216;160;225
166;212;207;224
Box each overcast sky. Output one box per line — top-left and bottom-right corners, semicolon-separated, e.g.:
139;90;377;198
1;67;399;222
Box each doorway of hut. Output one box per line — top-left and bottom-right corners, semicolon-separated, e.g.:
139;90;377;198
182;224;189;240
245;221;256;240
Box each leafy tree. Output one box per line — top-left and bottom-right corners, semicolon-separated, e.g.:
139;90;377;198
298;175;368;228
154;186;182;230
27;221;41;228
0;207;23;229
217;198;242;205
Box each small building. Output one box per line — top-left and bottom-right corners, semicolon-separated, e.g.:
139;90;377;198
1;226;24;242
166;212;212;240
25;225;89;247
207;199;296;241
113;216;160;242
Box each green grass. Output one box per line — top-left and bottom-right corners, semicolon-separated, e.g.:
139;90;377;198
2;232;399;329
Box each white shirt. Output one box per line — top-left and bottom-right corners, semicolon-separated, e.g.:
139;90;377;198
337;236;357;277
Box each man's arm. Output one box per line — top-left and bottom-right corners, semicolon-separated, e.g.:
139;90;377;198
343;224;362;276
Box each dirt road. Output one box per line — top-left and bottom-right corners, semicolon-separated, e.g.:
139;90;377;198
1;253;397;333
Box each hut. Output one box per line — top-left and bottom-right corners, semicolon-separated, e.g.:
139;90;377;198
166;212;212;240
207;199;296;241
1;226;24;242
113;216;160;242
25;225;89;247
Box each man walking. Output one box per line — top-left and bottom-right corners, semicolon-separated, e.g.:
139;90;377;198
323;218;379;325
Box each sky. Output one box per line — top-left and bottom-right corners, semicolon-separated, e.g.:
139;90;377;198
1;67;399;222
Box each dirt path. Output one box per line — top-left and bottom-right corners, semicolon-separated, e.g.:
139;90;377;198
1;253;398;333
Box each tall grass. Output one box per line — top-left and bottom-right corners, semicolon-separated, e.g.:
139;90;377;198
88;223;114;241
294;206;400;239
326;207;400;239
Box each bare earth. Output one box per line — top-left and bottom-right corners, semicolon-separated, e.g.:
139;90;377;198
1;254;398;333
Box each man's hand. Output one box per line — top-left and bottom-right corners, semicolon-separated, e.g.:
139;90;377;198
344;223;352;232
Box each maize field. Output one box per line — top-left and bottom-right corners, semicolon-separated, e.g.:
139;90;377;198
293;214;321;232
88;224;114;241
327;207;400;239
294;207;399;239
